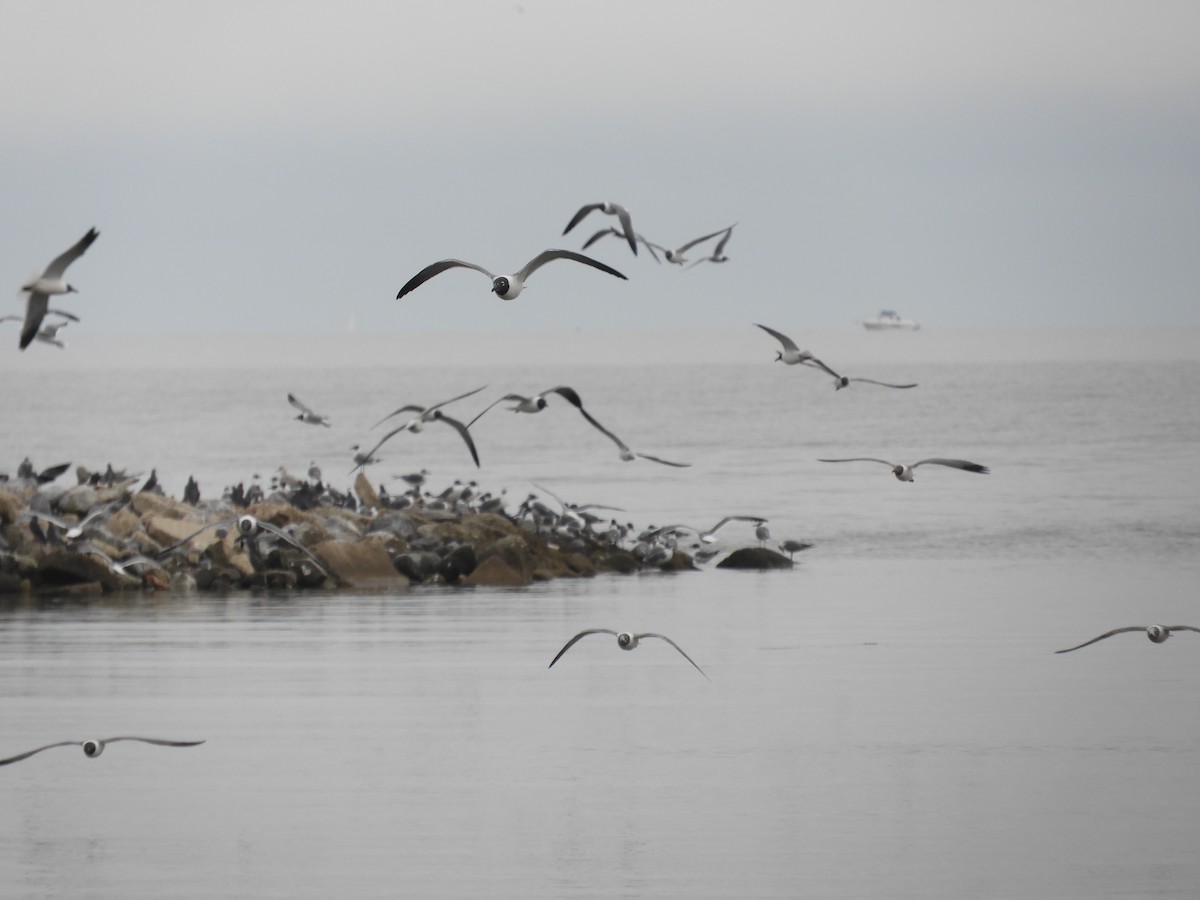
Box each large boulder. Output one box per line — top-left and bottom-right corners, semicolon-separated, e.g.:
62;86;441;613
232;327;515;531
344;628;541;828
311;537;409;588
715;547;793;570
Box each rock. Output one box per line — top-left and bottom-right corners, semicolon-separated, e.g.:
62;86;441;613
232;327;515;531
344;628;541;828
57;485;103;515
145;515;213;549
715;547;793;570
130;491;192;519
438;543;478;583
0;490;23;526
460;554;531;587
36;550;134;591
368;510;418;539
392;551;442;583
354;473;380;510
311;538;409;588
658;550;698;572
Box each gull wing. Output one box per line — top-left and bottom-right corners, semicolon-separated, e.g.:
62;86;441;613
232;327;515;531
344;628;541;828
432;412;481;468
41;227;99;279
613;206;638;255
546;386;584;409
396;259;494;299
912;458;990;474
636;633;710;680
351;425;407;473
516;250;627;283
675;227;730;254
802;357;843;379
466;394;524;428
287;393;320;417
707;515;766;535
635;452;692;468
1054;627;1146;654
252;520;337;582
849;377;918;389
817;457;896;467
1166;626;1200;634
562;203;605;235
19;292;48;350
754;323;799;353
0;741;80;766
712;223;736;255
101;737;206;748
548;629;619;668
581;227;618;250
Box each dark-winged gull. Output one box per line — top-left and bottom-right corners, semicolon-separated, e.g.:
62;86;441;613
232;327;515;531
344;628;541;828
0;736;205;766
288;393;331;427
683;223;736;269
1055;624;1200;654
18;227;99;350
817;457;990;482
372;385;487;431
562;201;638;255
549;629;708;679
580;227;661;262
754;323;823;366
645;226;732;265
800;358;917;390
395;250;626;301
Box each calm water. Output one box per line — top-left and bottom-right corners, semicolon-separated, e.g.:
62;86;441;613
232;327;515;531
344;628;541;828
2;329;1200;897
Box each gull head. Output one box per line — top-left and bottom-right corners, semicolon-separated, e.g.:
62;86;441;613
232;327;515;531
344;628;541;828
82;739;104;758
1147;625;1170;643
616;632;636;650
237;515;259;537
491;276;510;296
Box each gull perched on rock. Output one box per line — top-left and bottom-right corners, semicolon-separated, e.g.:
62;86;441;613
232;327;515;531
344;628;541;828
549;629;709;679
817;457;990;482
395;250;627;301
1055;624;1200;654
288;393;331;427
562;201;638;255
18;227;99;350
0;736;205;766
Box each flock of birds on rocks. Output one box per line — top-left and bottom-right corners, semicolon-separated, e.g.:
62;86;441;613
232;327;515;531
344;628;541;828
2;205;1193;767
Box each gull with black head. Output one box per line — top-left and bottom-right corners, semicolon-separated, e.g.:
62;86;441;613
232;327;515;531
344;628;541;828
396;250;626;301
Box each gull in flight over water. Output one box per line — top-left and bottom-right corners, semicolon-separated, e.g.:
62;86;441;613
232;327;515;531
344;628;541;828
562;201;638;255
801;358;917;390
584;414;691;467
18;227;99;350
580;227;661;262
354;411;480;471
288;393;331;427
467;385;593;428
0;736;205;766
683;223;736;269
1055;624;1200;654
817;457;990;482
647;516;766;544
549;629;709;679
646;226;733;265
395;250;626;301
373;385;487;430
754;323;825;366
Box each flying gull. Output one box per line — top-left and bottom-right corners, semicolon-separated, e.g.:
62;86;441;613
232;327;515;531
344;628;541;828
754;323;827;366
372;385;487;430
0;736;205;766
548;629;708;679
580;227;661;262
395;250;626;301
1055;624;1200;654
683;223;736;269
288;393;331;427
817;457;990;482
646;516;766;544
645;226;732;265
467;385;592;428
800;358;917;390
353;411;480;471
562;201;638;255
18;227;99;350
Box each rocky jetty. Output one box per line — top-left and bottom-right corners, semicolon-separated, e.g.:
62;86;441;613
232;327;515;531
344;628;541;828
0;463;710;595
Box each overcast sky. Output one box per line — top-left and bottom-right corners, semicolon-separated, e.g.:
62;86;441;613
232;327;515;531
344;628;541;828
1;0;1197;339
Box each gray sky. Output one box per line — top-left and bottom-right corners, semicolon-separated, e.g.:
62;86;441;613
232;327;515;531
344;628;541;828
1;0;1197;337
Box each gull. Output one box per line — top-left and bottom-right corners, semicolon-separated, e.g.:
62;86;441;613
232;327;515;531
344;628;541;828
2;310;78;349
467;385;591;428
18;501;125;541
800;358;917;390
395;250;627;301
755;522;772;546
372;385;487;430
1055;624;1200;654
562;201;638;255
18;227;99;350
580;227;661;262
548;629;709;679
648;516;766;544
0;737;205;766
817;457;990;482
353;411;480;472
75;542;165;579
683;223;736;269
587;418;691;467
288;393;331;427
155;514;337;584
754;323;823;366
645;226;731;265
778;539;813;560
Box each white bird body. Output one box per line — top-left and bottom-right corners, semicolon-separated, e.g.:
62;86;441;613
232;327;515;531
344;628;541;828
18;228;99;350
548;628;709;679
755;323;821;365
396;250;626;301
1055;624;1200;654
467;385;587;428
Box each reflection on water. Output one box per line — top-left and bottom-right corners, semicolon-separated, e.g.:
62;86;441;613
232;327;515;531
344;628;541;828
3;560;1200;898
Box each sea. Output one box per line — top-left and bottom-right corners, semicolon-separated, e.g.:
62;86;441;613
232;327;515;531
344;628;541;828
1;326;1199;899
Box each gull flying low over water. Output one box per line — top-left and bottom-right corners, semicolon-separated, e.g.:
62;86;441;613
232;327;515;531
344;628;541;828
562;201;638;255
1055;624;1200;654
373;385;487;430
395;250;627;301
817;457;990;482
683;223;736;269
549;629;709;679
467;385;592;428
646;226;733;265
800;359;917;390
648;516;766;544
580;227;661;262
18;501;125;541
288;393;331;427
18;227;99;350
0;736;205;766
754;323;824;366
354;411;480;472
584;414;691;468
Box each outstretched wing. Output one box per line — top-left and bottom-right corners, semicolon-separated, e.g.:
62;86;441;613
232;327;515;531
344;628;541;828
548;629;618;668
637;633;710;680
817;457;896;467
396;259;494;299
19;292;49;350
466;394;523;429
252;520;337;582
0;741;79;766
42;227;100;279
516;250;628;283
635;452;692;468
675;227;730;254
849;377;918;389
613;207;638;255
432;412;481;468
754;323;799;353
547;386;584;409
287;393;319;416
912;458;990;474
562;203;604;235
102;737;207;748
1054;627;1145;654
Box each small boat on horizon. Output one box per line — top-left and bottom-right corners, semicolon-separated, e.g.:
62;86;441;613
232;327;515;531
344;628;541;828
862;310;920;331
